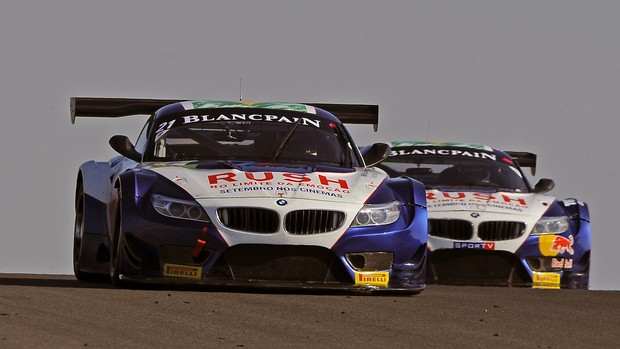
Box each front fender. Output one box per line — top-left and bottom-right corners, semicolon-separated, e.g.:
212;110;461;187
561;198;590;222
79;161;114;237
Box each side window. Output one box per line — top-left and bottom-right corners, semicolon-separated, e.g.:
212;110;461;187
134;117;152;154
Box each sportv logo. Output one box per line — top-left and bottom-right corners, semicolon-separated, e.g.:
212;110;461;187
453;242;496;250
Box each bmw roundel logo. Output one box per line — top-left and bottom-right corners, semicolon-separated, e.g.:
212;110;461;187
276;199;287;206
471;212;480;218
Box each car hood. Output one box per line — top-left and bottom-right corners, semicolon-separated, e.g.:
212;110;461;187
144;163;387;205
426;189;554;219
426;189;556;252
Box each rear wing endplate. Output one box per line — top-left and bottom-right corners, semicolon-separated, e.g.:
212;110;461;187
505;151;537;175
70;97;379;130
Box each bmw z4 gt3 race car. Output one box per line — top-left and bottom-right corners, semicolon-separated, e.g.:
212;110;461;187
377;141;590;289
71;98;428;293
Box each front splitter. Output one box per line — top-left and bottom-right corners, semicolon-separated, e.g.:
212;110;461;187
119;274;425;295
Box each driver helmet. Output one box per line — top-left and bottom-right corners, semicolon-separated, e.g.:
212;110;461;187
461;166;492;184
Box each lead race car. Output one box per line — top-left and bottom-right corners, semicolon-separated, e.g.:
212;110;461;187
377;141;590;289
71;98;428;293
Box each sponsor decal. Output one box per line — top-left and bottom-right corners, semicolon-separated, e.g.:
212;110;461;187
355;271;389;287
211;172;350;199
209;172;348;188
539;235;574;257
155;115;322;141
562;199;585;207
177;114;321;128
390;148;496;161
172;176;187;185
181;100;316;114
532;272;561;289
453;241;496;250
551;258;573;269
163;263;202;280
426;191;528;212
390;141;492;151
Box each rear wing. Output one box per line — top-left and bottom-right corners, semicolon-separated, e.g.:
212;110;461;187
505;151;537;175
70;97;379;131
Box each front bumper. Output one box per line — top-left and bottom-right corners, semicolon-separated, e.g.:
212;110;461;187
119;220;427;292
427;234;590;289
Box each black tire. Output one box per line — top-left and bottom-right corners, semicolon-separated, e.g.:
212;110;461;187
73;183;107;282
110;194;128;287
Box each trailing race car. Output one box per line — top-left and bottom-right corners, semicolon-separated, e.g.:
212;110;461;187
377;141;590;289
71;98;428;293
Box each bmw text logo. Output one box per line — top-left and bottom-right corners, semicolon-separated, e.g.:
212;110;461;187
276;199;287;206
471;212;480;218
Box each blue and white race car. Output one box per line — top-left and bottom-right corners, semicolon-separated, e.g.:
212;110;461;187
377;141;590;289
71;98;428;293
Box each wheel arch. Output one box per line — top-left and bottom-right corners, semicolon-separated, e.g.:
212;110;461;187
78;161;115;237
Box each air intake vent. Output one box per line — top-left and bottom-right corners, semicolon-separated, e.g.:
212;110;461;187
285;210;345;235
429;219;474;240
217;207;279;233
478;221;526;241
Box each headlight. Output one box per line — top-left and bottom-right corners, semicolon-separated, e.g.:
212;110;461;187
352;201;401;227
531;216;569;235
151;194;211;222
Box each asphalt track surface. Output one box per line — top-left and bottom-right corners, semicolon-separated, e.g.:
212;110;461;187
0;274;618;349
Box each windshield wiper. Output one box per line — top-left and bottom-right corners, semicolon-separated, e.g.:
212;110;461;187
271;117;303;162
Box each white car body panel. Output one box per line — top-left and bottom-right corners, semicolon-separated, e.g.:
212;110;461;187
427;189;555;253
148;165;389;248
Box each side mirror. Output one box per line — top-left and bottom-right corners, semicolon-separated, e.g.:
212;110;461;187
533;178;555;194
109;135;141;162
360;143;391;167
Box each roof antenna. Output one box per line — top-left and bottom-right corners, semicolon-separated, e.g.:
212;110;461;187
239;78;243;101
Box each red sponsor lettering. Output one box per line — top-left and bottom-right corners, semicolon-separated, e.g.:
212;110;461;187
208;172;236;185
442;192;466;199
473;192;496;201
207;171;349;189
246;172;274;181
501;194;527;206
282;173;311;182
483;242;496;250
358;274;387;282
318;175;349;189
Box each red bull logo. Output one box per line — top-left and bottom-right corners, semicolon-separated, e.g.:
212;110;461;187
539;235;574;257
551;258;573;269
552;235;574;255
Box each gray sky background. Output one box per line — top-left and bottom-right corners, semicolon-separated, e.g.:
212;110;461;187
1;1;618;290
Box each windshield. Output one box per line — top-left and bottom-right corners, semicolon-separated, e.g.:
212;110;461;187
379;155;529;192
147;118;357;167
